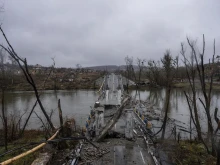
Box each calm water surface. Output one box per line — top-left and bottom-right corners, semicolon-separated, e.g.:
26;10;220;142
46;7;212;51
1;89;220;133
1;90;98;129
131;88;220;136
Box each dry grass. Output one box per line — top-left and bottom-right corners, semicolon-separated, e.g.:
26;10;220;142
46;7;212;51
0;130;45;164
157;140;217;165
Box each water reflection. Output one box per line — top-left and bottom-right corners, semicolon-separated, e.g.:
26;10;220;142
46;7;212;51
1;89;220;132
0;90;98;129
131;88;220;133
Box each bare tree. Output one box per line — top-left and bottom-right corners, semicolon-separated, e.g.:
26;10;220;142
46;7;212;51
136;58;146;87
146;60;161;86
181;35;217;155
19;100;38;136
20;58;56;136
192;35;216;155
181;42;203;142
0;26;55;130
124;56;135;92
153;50;177;139
76;63;84;74
160;50;177;139
175;56;179;79
76;63;82;72
0;48;7;150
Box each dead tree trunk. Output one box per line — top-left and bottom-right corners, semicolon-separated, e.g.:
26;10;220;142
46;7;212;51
137;58;146;88
161;87;171;139
20;100;38;137
181;42;203;141
214;108;220;134
217;140;220;165
58;99;63;127
187;35;216;155
154;50;176;138
20;60;56;136
181;35;217;155
0;26;55;130
58;99;64;136
0;49;8;150
1;89;7;151
125;56;135;91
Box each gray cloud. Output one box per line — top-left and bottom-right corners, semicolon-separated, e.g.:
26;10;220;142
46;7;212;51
0;0;219;67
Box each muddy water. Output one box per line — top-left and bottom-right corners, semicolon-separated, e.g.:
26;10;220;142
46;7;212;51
0;90;98;129
1;89;220;134
131;88;220;138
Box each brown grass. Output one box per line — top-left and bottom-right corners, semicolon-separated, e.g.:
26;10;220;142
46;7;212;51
0;130;44;164
157;140;217;165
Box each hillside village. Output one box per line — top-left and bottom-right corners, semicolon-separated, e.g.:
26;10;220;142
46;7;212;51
2;61;220;91
0;64;104;91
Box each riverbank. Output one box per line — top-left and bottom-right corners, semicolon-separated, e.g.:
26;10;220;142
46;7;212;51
1;130;216;165
156;139;217;164
126;82;220;91
173;82;220;90
3;72;103;91
0;123;80;164
6;81;100;91
0;130;44;164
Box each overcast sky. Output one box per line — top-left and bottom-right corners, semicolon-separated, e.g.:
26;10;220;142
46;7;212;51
0;0;219;67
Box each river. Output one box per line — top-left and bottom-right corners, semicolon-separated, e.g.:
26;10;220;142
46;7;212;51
1;89;220;136
0;90;98;129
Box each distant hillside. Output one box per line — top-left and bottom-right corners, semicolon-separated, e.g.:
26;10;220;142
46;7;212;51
86;65;139;71
86;65;119;71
